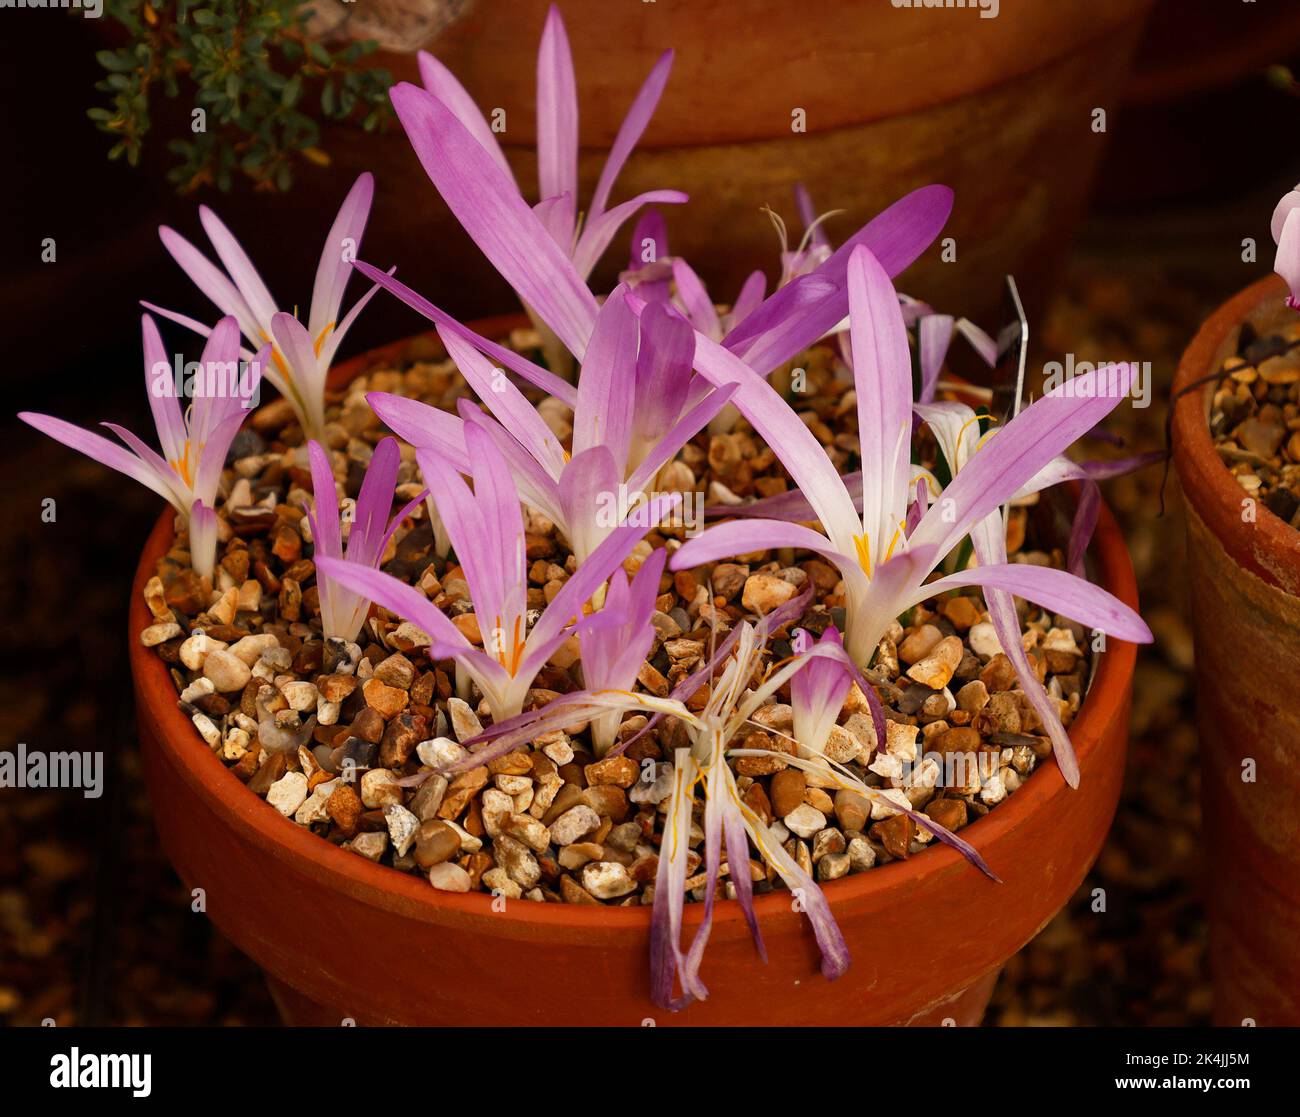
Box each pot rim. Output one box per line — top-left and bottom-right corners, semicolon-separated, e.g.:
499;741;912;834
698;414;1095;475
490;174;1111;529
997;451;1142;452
129;322;1140;933
1171;272;1300;596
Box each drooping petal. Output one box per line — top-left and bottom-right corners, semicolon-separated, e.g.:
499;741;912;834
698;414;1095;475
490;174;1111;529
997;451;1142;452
969;514;1080;788
913;560;1152;643
368;392;470;472
388;82;599;356
308;173;374;340
672;518;854;579
314;556;473;658
651;749;707;1010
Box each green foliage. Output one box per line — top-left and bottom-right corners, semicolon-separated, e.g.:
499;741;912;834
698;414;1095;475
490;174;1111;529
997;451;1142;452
91;0;392;193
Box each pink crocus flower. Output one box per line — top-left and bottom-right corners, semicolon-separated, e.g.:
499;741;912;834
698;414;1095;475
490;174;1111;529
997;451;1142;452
316;421;680;723
1271;185;1300;310
356;271;735;564
304;437;427;644
409;4;686;371
148;173;381;443
19;314;263;577
665;245;1154;786
790;626;854;757
573;548;666;755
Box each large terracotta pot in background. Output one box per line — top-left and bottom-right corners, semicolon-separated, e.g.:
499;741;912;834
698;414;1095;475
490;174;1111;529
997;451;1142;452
1171;275;1300;1026
368;0;1155;329
129;326;1140;1026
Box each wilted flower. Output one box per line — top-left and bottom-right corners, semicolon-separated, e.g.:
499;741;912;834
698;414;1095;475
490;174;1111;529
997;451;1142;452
452;592;990;1010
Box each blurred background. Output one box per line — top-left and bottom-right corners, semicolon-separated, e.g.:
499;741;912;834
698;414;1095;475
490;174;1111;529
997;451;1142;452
3;0;1300;1025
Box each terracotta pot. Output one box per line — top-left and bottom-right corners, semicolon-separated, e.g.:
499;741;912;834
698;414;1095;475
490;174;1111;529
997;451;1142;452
1171;274;1300;1026
129;326;1140;1026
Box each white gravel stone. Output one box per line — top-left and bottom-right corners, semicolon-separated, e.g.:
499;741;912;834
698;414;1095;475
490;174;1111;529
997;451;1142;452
203;648;252;692
348;832;388;861
581;861;636;899
783;803;827;839
267;771;309;817
191;712;221;748
549;804;601;846
980;772;1008;805
968;622;1003;661
428;862;473;892
294;780;336;825
847;836;877;871
384;803;420;856
417;737;468;769
179;677;215;705
140;622;182;647
221;727;250;762
447;697;483;742
280;680;317;711
316;698;340;726
228;633;280;665
481;868;522;899
179;632;225;671
869;787;912;820
359;768;403;809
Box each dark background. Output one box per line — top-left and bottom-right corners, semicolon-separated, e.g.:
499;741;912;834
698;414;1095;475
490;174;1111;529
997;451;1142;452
2;2;1300;1025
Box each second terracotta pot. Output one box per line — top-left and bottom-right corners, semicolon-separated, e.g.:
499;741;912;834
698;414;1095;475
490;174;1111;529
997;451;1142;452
1171;274;1300;1026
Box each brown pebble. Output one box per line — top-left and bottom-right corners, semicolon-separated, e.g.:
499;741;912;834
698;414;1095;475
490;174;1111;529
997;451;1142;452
414;819;462;868
770;769;807;819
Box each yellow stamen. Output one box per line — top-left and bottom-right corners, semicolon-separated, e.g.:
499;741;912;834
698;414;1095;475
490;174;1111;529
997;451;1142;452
313;321;336;358
853;532;873;579
169;440;196;488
